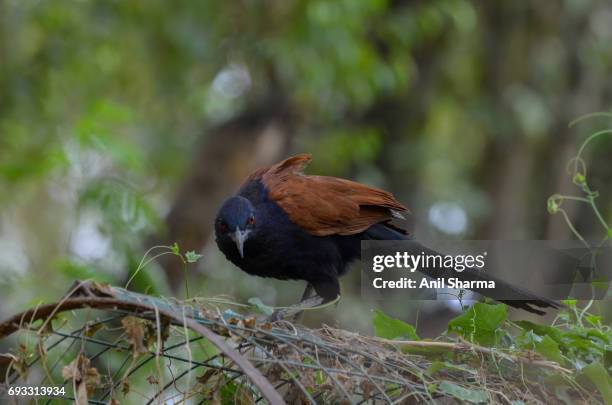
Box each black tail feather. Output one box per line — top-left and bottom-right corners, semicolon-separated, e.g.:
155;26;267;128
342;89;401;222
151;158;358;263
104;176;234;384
365;223;561;315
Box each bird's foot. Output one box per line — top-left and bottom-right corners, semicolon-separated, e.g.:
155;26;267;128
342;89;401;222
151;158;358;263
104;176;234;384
266;296;325;322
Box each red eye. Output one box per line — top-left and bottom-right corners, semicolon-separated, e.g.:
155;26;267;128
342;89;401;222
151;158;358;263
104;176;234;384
218;221;228;232
247;216;255;225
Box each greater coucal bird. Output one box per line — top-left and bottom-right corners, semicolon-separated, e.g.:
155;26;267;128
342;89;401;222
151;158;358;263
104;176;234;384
215;154;558;317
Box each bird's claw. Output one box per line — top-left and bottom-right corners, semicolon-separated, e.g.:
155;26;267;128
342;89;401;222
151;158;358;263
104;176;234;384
266;309;288;322
265;296;326;323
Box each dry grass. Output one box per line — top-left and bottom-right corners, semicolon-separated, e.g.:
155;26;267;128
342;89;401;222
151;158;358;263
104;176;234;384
0;281;598;404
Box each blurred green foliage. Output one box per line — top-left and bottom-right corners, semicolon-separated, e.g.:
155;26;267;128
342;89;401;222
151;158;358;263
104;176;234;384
0;0;611;336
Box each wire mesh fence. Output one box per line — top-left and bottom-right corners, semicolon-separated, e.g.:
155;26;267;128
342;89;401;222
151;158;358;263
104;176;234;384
0;280;590;404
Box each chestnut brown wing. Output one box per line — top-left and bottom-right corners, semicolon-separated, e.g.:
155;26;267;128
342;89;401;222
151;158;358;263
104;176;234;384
253;154;408;236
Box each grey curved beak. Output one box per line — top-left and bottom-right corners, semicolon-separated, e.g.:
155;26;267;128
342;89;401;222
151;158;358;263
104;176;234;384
232;228;250;258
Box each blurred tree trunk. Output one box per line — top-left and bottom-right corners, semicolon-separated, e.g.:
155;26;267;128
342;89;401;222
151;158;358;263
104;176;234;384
475;2;606;240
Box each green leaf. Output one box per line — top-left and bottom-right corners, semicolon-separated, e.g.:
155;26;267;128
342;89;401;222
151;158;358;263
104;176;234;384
447;303;507;346
372;309;419;340
580;362;612;405
561;299;577;308
515;320;564;344
586;329;609;345
437;380;488;403
248;297;274;316
534;335;565;365
170;242;180;255
184;250;203;263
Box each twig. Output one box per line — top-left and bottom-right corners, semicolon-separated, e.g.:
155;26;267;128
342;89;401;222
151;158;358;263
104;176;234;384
374;338;572;373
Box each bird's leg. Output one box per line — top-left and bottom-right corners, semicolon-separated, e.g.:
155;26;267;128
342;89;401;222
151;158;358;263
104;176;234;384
267;279;339;322
291;283;315;322
267;295;326;322
267;283;317;322
300;283;314;301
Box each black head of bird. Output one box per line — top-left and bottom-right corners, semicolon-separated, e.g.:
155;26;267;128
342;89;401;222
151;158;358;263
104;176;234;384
215;196;257;259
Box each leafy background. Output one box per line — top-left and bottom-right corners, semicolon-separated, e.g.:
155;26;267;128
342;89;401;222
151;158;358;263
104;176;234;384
1;0;611;339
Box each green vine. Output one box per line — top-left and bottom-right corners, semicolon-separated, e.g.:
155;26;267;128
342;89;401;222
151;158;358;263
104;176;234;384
125;242;202;299
548;113;612;244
